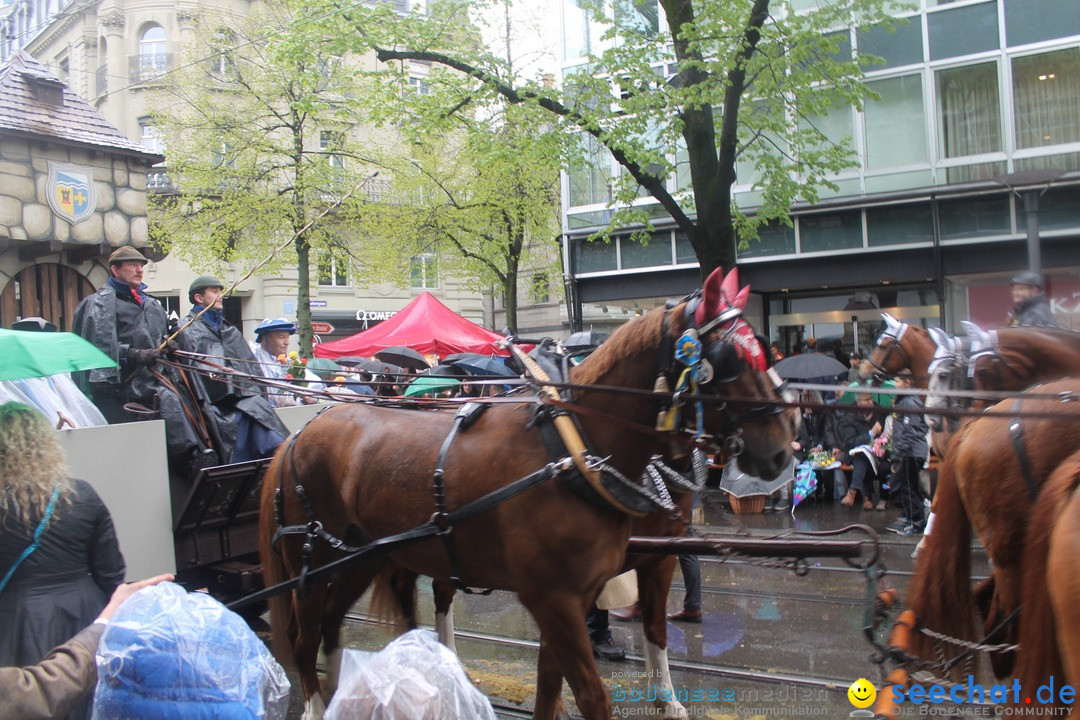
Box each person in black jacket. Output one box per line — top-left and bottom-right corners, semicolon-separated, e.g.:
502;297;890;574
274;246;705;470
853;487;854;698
72;247;207;474
174;276;289;464
885;372;930;534
0;402;126;720
1008;271;1057;327
836;390;886;510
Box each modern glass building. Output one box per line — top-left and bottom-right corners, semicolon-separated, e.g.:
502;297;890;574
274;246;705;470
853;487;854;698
559;0;1080;353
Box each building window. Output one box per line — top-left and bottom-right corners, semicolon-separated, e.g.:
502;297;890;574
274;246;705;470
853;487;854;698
737;221;796;259
620;231;672;269
614;0;658;38
864;75;927;169
1012;48;1080;151
139;117;164;154
866;204;934;247
137;24;167;81
857;21;923;70
573;238;617;273
407;76;429;95
927;2;999;61
1005;0;1080;48
208;29;236;80
936;62;1002;160
410;253;438;289
798;211;863;253
567;134;611;207
318;253;349;287
562;0;602;61
320;131;345;185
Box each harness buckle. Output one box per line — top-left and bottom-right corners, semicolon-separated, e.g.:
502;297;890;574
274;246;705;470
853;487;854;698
430;511;452;534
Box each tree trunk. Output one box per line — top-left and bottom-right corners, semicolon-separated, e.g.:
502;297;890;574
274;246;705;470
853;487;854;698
295;233;313;357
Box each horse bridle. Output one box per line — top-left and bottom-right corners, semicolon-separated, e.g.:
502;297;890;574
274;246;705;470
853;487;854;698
654;294;787;456
868;323;912;382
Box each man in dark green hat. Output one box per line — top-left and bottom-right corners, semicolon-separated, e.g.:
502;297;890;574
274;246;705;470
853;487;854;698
72;247;212;475
173;276;288;463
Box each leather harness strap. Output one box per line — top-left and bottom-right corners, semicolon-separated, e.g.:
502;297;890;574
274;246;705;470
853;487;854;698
1008;398;1040;502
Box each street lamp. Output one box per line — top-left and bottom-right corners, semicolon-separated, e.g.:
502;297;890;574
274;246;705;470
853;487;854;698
993;169;1065;276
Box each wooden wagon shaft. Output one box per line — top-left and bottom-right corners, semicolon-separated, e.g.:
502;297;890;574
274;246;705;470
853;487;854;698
627;535;869;559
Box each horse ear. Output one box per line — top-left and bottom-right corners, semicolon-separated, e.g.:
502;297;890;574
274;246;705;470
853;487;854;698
732;284;750;311
928;327;950;349
720;267;740;303
696;266;728;326
881;313;901;331
961;321;994;347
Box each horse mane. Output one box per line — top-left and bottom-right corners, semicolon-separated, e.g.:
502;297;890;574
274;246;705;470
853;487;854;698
1014;451;1080;697
572;304;670;386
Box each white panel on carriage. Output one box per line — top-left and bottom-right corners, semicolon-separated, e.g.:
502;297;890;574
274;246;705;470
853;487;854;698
55;419;175;579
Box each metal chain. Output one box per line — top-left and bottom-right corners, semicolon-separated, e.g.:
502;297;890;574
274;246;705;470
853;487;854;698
919;626;1020;655
593;458;677;512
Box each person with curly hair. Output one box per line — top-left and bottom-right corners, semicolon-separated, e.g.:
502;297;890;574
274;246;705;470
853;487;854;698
0;402;125;720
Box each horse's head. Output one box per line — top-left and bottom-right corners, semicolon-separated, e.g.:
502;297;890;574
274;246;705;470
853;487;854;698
671;267;795;481
925;327;972;434
862;313;911;384
962;321;1018;395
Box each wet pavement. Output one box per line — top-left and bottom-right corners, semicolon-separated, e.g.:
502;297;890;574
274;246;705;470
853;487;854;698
280;486;994;719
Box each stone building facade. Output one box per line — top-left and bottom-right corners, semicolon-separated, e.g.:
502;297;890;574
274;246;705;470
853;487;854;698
0;50;161;329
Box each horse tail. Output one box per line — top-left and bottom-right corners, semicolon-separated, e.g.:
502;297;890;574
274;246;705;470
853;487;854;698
259;448;296;669
1015;450;1080;695
369;565;417;637
906;451;976;677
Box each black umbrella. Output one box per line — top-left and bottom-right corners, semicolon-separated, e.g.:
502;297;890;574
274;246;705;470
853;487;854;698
440;352;474;364
375;346;429;371
452;356;513;377
772;352;847;381
421;364;466;378
334;356;368;367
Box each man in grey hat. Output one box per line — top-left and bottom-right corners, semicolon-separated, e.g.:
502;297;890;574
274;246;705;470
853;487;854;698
72;247;212;475
173;276;288;463
1009;271;1057;327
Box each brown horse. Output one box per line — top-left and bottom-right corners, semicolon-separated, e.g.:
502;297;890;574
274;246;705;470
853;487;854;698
905;379;1080;710
258;267;795;719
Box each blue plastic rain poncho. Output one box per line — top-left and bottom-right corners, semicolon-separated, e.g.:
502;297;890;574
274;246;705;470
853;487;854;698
92;582;289;720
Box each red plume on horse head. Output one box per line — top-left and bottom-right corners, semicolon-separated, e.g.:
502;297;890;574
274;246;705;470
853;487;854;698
694;267;746;328
694;266;767;372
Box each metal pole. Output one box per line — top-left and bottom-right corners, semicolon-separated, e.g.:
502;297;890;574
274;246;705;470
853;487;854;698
1023;190;1042;276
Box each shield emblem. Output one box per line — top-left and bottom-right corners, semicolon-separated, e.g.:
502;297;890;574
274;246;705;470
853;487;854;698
46;161;96;223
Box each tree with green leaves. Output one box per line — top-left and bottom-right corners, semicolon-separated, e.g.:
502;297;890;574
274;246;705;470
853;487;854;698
148;2;378;355
341;0;565;333
306;0;897;280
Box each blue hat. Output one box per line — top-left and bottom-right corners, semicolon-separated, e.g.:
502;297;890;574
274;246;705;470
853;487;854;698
254;317;297;336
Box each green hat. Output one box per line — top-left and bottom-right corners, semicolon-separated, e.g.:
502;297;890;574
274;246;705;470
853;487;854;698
108;246;149;266
188;275;225;302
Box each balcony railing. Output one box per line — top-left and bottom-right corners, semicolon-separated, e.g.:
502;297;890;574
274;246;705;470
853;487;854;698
96;63;107;97
129;53;173;84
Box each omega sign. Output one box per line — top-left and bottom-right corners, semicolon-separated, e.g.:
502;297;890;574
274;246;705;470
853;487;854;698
356;309;397;329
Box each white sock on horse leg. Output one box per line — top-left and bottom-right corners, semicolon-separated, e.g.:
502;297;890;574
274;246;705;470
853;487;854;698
302;692;326;720
645;640;688;719
436;611;457;654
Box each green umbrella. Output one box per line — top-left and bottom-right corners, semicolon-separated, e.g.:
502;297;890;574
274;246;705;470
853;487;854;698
403;375;459;398
0;329;118;381
307;357;342;375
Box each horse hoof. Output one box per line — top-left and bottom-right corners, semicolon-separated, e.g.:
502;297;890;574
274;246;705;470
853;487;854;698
302;693;326;720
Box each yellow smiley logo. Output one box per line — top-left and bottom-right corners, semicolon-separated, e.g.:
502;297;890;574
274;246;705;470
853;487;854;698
847;678;877;709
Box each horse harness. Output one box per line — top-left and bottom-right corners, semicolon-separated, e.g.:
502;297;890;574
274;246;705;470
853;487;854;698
267;296;770;600
268;406;578;599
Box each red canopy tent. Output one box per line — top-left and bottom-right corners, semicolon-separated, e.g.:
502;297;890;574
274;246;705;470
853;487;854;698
314;292;509;359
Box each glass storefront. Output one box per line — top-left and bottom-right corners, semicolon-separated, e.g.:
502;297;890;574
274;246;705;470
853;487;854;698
767;288;941;359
